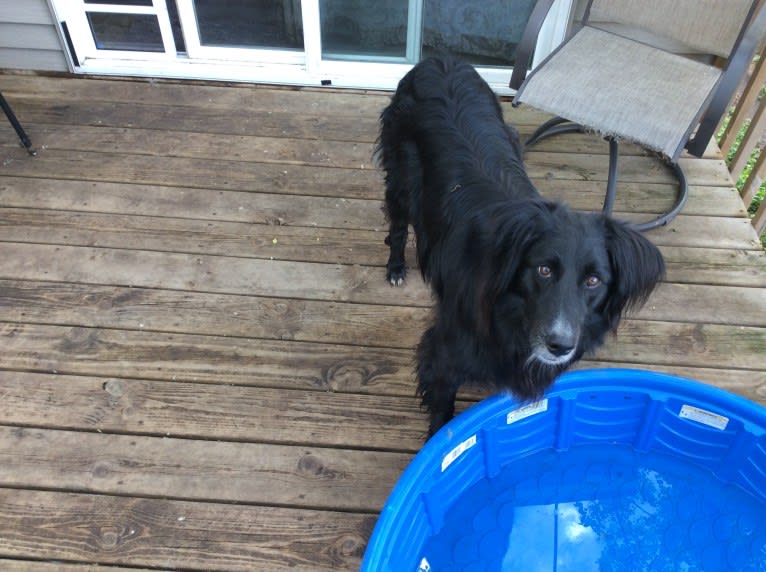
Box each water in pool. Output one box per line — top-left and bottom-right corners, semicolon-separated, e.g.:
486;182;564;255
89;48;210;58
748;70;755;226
420;444;766;571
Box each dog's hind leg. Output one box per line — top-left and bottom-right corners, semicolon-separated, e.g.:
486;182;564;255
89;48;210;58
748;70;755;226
416;326;458;437
382;142;417;286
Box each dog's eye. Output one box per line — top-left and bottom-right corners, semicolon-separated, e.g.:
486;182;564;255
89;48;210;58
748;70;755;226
585;275;602;288
537;265;553;278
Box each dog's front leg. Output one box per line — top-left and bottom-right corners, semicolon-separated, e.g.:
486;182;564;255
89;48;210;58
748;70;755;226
384;222;408;286
416;327;459;437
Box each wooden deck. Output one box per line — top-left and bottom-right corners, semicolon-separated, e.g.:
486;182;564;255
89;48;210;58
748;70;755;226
0;72;765;571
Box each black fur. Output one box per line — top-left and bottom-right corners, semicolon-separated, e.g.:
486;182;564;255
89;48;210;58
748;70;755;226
376;57;665;437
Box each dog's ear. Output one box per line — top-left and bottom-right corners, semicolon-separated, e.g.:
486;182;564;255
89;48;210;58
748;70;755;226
603;218;665;329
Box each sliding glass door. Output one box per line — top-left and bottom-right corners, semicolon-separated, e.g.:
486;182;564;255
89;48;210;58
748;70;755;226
50;0;573;91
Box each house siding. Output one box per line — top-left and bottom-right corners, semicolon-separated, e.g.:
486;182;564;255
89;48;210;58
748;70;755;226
0;0;68;72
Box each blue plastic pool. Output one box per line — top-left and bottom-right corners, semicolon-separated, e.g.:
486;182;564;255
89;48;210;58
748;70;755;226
362;369;766;571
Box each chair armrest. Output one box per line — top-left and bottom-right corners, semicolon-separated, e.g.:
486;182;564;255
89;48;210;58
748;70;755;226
509;0;557;91
686;1;766;157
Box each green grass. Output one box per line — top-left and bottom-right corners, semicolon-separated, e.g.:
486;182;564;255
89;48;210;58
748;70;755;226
718;111;766;250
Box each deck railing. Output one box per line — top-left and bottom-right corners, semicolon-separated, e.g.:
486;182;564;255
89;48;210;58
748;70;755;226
717;40;766;241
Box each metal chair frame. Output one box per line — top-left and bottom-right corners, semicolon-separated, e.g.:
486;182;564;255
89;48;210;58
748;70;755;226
510;0;766;231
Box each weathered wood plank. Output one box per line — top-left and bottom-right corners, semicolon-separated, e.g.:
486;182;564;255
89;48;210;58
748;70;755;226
30;124;377;169
0;371;428;451
0;427;410;511
2;208;763;284
572;362;766;405
0;489;373;570
3;323;766;405
10;123;734;188
10;99;720;160
0;243;431;307
0;175;748;221
0;279;437;348
0;273;763;355
526;151;733;188
0;561;159;572
0;177;388;229
2;154;753;250
1;146;382;200
6;321;766;394
13;99;379;143
2;308;766;384
660;246;766;287
1;244;763;325
4;365;765;454
0;207;389;267
0;322;417;395
0;74;547;126
0;74;392;117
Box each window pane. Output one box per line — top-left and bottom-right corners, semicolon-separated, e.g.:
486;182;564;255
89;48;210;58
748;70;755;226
422;0;537;66
88;12;164;52
193;0;303;50
320;0;408;60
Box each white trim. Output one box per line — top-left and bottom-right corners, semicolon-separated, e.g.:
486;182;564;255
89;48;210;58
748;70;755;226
533;0;574;69
75;4;157;15
301;0;322;74
406;0;424;63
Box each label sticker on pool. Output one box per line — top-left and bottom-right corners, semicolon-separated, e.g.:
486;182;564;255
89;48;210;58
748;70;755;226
679;404;729;430
441;434;477;472
506;399;548;425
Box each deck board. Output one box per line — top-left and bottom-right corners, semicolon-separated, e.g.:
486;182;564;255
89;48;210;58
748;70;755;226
1;72;765;570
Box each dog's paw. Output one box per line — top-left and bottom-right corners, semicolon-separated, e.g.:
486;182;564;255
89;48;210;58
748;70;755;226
386;266;407;287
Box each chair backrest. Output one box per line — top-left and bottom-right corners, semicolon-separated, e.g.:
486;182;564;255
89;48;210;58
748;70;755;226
585;0;757;58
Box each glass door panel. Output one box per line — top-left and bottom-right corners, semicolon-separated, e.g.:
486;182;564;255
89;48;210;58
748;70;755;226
317;0;541;67
176;0;305;63
421;0;538;67
319;0;410;61
193;0;303;50
87;12;165;52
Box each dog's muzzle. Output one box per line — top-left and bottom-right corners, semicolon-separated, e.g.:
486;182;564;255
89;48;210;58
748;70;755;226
531;323;578;365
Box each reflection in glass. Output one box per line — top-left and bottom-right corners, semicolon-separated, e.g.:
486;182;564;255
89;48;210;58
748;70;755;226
88;13;164;52
193;0;304;50
320;0;408;60
318;0;538;66
422;0;537;66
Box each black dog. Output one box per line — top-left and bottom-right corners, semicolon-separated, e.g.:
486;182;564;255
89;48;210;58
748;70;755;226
376;57;665;437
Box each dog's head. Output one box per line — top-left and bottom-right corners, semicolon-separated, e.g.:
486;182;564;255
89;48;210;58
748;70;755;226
442;201;664;396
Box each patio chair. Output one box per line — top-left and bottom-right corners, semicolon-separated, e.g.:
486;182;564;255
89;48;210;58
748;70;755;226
1;91;35;156
510;0;766;230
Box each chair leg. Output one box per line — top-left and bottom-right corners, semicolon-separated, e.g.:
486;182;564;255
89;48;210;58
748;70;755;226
524;117;584;147
0;92;35;156
603;137;619;216
523;116;688;231
632;161;688;232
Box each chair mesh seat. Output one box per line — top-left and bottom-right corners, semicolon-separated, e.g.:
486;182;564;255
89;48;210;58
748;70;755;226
516;26;722;160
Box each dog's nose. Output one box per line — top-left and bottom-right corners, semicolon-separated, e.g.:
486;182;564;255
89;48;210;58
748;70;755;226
545;335;575;357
